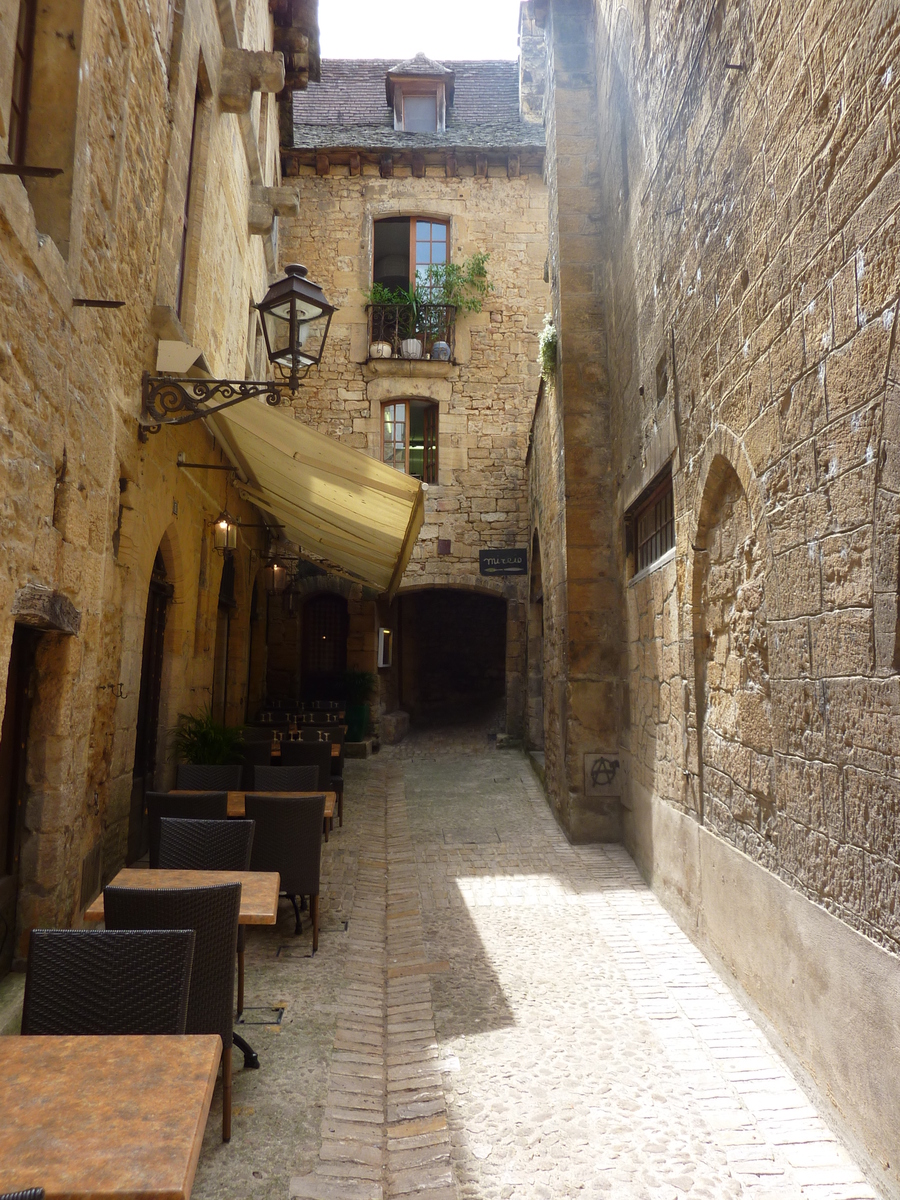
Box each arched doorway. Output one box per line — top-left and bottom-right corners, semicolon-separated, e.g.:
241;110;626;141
130;550;173;858
301;592;349;697
526;531;544;749
397;589;507;726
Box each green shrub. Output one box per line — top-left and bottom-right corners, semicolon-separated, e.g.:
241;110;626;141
171;707;244;764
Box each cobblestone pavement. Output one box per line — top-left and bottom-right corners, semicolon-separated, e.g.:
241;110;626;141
192;725;882;1200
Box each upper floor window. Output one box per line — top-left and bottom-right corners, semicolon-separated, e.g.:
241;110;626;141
383;400;437;483
401;91;437;132
628;469;675;576
373;217;448;291
385;55;453;134
8;0;36;164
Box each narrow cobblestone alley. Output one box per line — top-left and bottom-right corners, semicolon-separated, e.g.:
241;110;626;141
194;730;883;1200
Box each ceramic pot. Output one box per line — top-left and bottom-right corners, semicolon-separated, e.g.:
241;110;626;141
369;341;392;358
431;341;451;361
400;338;423;360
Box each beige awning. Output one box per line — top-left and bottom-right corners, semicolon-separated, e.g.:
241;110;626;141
209;400;424;596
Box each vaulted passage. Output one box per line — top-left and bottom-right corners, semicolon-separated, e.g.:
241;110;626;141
397;590;507;727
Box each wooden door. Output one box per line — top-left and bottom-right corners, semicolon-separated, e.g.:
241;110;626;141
0;625;38;978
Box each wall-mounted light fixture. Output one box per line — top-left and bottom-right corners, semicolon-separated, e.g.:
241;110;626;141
140;264;335;440
264;560;289;594
213;512;239;554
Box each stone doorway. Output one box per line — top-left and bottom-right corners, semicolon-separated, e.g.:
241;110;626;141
397;589;507;727
0;625;38;980
129;551;173;860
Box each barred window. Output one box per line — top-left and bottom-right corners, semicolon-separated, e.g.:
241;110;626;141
632;472;675;574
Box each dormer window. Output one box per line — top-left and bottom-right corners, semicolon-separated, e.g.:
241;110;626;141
386;53;454;135
402;92;437;133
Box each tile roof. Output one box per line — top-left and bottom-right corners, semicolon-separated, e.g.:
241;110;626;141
291;58;545;152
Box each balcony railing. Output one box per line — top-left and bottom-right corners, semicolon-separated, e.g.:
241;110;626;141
366;303;456;361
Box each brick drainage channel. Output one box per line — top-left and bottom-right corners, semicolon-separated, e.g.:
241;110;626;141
189;741;882;1200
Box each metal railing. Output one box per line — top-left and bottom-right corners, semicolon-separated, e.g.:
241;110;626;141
366;303;456;360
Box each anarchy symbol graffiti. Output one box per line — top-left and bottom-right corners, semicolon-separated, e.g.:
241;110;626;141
590;756;620;788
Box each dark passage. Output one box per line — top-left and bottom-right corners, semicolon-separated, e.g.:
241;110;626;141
398;589;506;726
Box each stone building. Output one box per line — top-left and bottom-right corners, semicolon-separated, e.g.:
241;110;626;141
527;0;900;1186
274;47;548;735
0;0;322;975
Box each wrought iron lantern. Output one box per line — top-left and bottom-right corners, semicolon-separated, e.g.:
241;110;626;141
256;264;335;392
213;512;238;554
140;264;335;440
264;560;290;595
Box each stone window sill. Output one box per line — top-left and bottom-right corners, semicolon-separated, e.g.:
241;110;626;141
627;545;676;588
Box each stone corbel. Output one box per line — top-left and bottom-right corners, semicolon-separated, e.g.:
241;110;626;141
248;185;300;236
12;585;81;636
219;49;285;114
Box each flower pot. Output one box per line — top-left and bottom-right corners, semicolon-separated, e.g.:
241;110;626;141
369;341;392;359
400;338;423;360
431;341;451;361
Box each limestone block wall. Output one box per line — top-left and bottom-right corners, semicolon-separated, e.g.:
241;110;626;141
0;0;286;961
531;0;900;1183
278;169;549;734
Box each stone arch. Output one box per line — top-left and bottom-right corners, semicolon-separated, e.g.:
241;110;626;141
526;529;545;749
689;437;776;868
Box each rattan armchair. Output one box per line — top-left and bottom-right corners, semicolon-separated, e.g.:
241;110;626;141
1;1189;45;1200
21;929;195;1036
145;791;228;868
277;740;332;788
244;793;326;950
175;764;243;791
157;818;255;1028
104;882;241;1141
252;764;319;792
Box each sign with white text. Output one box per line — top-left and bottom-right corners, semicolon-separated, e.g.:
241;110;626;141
478;548;528;576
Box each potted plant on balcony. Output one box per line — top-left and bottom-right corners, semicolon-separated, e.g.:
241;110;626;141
364;282;400;357
417;252;493;358
396;286;424;359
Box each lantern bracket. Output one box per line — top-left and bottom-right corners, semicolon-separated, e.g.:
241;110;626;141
139;372;287;441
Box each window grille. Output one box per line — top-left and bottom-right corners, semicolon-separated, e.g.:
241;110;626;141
633;474;675;572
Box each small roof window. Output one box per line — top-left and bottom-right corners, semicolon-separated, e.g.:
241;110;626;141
385;52;454;134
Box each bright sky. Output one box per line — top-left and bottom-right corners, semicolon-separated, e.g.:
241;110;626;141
318;0;523;61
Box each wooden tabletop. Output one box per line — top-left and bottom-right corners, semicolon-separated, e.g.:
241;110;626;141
0;1034;221;1200
84;868;281;925
272;741;340;756
169;789;335;820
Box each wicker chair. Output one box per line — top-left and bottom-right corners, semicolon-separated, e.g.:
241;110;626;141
104;882;241;1141
145;791;228;869
21;929;195;1036
252;764;319;792
277;740;331;788
157;818;255;1026
241;739;273;789
175;763;243;791
244;794;326;950
1;1189;45;1200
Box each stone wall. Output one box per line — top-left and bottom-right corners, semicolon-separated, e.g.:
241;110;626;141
278;166;549;735
0;0;293;963
531;0;900;1183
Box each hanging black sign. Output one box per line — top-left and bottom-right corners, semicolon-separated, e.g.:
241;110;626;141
479;548;528;576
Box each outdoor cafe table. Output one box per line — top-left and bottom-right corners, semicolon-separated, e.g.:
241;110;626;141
84;868;280;924
272;739;341;757
0;1033;221;1199
170;789;337;838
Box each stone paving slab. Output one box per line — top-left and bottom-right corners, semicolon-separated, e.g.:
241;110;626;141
189;728;884;1200
393;730;882;1200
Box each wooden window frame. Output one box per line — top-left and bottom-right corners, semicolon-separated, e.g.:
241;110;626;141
381;399;438;484
372;217;449;291
628;469;675;576
8;0;37;164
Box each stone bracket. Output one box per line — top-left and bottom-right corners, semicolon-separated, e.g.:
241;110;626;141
248;185;299;235
12;585;81;636
219;49;285;114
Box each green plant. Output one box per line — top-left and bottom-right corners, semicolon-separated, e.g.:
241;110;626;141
171;707;244;765
363;281;406;307
538;313;557;380
418;252;493;313
393;285;420;339
342;670;376;706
